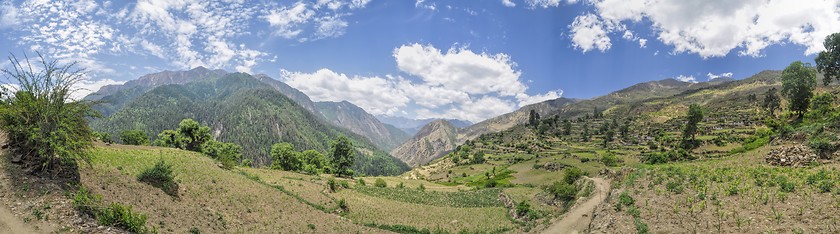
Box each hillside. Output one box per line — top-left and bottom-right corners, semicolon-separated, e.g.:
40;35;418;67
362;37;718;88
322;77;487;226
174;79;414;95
376;115;472;136
92;73;409;176
390;120;459;167
316;101;410;151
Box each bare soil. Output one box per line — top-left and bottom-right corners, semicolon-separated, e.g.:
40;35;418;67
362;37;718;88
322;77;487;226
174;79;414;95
540;177;610;234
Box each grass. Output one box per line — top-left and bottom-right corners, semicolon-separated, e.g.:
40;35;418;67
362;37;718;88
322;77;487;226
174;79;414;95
354;186;503;208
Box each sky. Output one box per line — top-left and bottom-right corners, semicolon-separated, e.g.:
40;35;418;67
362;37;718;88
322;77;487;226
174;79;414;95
0;0;838;123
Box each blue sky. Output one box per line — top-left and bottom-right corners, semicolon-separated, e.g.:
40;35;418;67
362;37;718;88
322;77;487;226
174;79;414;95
0;0;837;122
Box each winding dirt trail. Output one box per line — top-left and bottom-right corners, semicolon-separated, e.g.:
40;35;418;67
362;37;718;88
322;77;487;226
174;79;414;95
542;177;610;234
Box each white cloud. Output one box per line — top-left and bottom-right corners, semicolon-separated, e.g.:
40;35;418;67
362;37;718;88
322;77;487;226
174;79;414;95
570;0;840;57
502;0;516;7
516;90;562;107
569;13;612;53
281;69;410;116
638;38;647;48
394;43;526;96
0;1;19;28
283;44;563;122
674;75;697;83
70;78;125;100
315;15;349;39
706;72;733;80
526;0;561;8
263;2;315;39
349;0;372;9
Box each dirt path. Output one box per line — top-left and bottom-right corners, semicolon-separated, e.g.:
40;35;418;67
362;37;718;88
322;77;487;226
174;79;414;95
542;177;610;234
0;204;42;234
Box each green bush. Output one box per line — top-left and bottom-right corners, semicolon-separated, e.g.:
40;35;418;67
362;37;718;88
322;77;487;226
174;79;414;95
0;54;97;175
548;181;579;202
120;130;149;146
337;198;348;211
563;167;584;184
615;192;634;211
71;186;101;216
97;203;149;233
357;179;366;186
515;201;531;217
327;177;338;192
374;178;387;188
201;140;242;170
137;159;178;197
601;153;622;167
808;133;837;157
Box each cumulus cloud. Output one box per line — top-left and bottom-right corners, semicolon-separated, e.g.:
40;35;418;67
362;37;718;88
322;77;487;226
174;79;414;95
567;0;840;57
674;75;697;83
283;44;563;122
501;0;516;7
281;69;410;116
569;13;612;52
707;72;733;80
263;2;315;39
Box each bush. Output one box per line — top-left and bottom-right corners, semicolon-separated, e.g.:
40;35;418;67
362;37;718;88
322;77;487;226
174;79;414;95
615;192;634;211
0;53;97;176
120;130;149;146
327;177;338;192
515;201;531;217
339;180;350;189
808;133;837;157
418;184;425;191
601;153;622;167
71;186;101;216
563;167;584;184
357;179;366;186
337;198;348;211
201;140;242;170
98;203;149;233
374;178;387;188
548;181;579;202
137;159;178;197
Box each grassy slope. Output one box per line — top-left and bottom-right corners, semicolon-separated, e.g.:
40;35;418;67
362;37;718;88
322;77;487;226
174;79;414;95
81;145;385;233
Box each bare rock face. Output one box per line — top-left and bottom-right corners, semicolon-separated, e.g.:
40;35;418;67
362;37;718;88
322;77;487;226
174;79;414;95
765;145;817;167
390;120;458;167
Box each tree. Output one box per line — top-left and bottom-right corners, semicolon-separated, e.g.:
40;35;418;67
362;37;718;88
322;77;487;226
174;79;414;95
0;53;97;176
153;129;178;147
681;104;704;149
528;110;540;128
807;92;835;118
201;140;242;169
562;120;572;136
603;130;615;148
300;150;328;174
176;118;211;151
781;61;817;117
472;151;486;164
120;130;149;146
619;119;631;139
270;142;300;171
581;122;590;142
762;88;781;117
593;107;602;118
331;136;355;177
816;32;840;86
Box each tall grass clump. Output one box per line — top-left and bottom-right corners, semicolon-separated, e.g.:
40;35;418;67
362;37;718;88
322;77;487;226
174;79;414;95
137;159;178;197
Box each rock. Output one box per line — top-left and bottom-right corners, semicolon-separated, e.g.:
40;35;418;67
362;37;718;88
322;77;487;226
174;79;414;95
543;162;567;171
765;145;817;167
10;154;22;163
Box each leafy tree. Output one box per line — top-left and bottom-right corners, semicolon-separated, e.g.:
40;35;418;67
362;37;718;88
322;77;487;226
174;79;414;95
120;130;149;146
581;122;590;142
816;32;840;86
94;132;114;144
270;142;300;171
201;140;242;169
762;88;781;117
563;167;584;184
153;130;178;147
0;53;97;175
810;92;835;114
300;149;328;174
176;118;211;152
781;61;817;117
547;181;578;202
619;119;630;139
604;129;615;148
562;120;572;136
471;151;485;164
331;136;355;177
593;107;602;118
681;104;704;149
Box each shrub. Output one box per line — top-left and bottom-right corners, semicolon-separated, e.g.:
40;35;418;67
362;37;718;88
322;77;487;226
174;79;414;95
357;179;366;186
515;201;531;217
615;192;634;211
418;184;425;191
563;167;584;184
98;203;148;233
808;133;837;157
666;180;684;194
374;178;387;188
339;180;350;189
71;186;101;216
327;177;338;192
120;130;149;146
337;198;348;211
137;159;178;197
201;140;242;170
601;153;622;167
0;53;97;176
548;181;578;202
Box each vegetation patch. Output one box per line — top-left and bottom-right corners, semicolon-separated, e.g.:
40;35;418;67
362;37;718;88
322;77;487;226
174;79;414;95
354;186;503;208
71;186;152;233
137;159;179;197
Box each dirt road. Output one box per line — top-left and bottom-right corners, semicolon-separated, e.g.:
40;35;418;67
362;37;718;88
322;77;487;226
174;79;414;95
542;177;610;234
0;203;41;234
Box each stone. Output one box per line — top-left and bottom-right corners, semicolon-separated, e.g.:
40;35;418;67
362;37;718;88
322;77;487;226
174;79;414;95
765;145;817;167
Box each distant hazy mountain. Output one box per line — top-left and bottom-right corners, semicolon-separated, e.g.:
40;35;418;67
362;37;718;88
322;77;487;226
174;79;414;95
389;120;459;167
89;72;409;176
375;115;472;135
